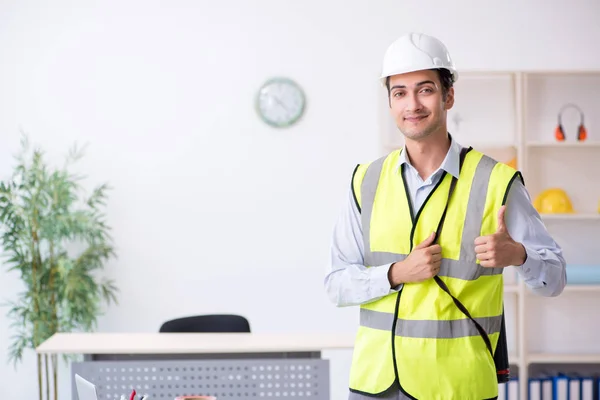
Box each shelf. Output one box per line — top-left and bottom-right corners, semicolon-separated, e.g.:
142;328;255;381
540;213;600;221
504;285;518;293
523;70;600;77
528;353;600;364
503;284;600;293
563;284;600;293
526;141;600;148
523;284;600;294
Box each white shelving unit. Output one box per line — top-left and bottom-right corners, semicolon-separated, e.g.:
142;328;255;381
378;69;600;399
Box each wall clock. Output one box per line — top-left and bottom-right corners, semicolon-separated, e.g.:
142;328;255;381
256;77;306;128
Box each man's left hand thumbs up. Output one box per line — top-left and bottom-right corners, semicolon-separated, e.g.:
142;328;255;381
495;204;508;234
474;205;527;268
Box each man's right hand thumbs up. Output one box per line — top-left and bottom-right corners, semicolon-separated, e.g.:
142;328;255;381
388;231;443;286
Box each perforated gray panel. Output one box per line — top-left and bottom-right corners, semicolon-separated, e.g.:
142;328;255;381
72;359;330;400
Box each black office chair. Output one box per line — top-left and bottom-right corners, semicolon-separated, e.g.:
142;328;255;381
159;314;251;333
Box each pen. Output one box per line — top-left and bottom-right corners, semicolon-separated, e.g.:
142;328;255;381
129;389;136;400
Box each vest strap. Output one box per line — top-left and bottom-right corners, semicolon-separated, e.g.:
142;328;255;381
431;146;494;359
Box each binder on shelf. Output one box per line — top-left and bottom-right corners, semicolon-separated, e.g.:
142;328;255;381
552;374;568;400
579;376;593;400
540;376;552;400
528;377;540;400
498;382;506;400
507;378;518;400
527;375;553;400
525;372;600;400
568;375;581;400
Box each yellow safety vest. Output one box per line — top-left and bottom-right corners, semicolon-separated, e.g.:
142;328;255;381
348;147;522;400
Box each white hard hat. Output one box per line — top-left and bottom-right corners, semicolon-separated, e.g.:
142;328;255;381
380;32;458;86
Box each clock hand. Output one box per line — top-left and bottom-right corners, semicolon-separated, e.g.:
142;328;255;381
272;96;289;112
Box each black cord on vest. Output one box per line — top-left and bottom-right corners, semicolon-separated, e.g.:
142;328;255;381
431;147;495;358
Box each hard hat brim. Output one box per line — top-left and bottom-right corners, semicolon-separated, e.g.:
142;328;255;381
380;66;459;87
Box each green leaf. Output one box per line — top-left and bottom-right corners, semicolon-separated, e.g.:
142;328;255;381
0;134;118;368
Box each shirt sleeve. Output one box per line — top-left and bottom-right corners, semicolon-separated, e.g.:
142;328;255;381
324;187;403;307
504;178;567;297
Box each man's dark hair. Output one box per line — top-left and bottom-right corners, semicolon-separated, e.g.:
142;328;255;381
385;68;454;104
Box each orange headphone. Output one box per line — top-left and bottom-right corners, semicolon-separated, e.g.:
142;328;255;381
555;103;587;142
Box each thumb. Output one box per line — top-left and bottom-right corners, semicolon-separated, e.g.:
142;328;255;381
496;205;507;233
415;231;436;249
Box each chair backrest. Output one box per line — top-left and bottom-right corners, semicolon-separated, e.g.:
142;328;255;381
159;314;251;333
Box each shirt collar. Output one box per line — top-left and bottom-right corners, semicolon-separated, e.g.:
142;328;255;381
397;134;462;179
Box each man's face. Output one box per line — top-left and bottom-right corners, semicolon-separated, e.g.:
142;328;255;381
388;69;454;141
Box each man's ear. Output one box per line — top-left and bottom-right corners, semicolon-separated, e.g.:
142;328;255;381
444;87;455;110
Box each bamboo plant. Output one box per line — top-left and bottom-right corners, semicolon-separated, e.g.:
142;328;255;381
0;135;118;400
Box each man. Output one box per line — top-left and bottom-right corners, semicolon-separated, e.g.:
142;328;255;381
325;32;567;400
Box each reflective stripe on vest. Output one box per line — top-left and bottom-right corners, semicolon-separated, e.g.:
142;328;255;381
360;308;503;339
348;148;521;399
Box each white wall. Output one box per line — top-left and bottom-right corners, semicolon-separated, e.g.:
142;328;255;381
0;0;599;399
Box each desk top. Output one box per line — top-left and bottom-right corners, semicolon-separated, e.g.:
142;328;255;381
35;332;356;355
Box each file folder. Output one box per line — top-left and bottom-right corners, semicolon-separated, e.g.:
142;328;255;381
568;375;580;400
580;376;593;400
540;376;552;400
498;383;506;400
528;378;541;400
552;375;568;400
507;378;518;400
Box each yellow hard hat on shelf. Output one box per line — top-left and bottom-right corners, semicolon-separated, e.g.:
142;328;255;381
533;188;575;214
505;157;517;169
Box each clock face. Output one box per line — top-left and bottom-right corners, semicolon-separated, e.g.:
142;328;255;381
256;77;306;128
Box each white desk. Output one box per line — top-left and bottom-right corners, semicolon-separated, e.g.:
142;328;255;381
36;332;355;400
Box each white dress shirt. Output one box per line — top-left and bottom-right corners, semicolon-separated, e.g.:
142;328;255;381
325;137;567;307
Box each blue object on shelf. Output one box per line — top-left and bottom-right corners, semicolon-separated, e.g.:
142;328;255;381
565;264;600;284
